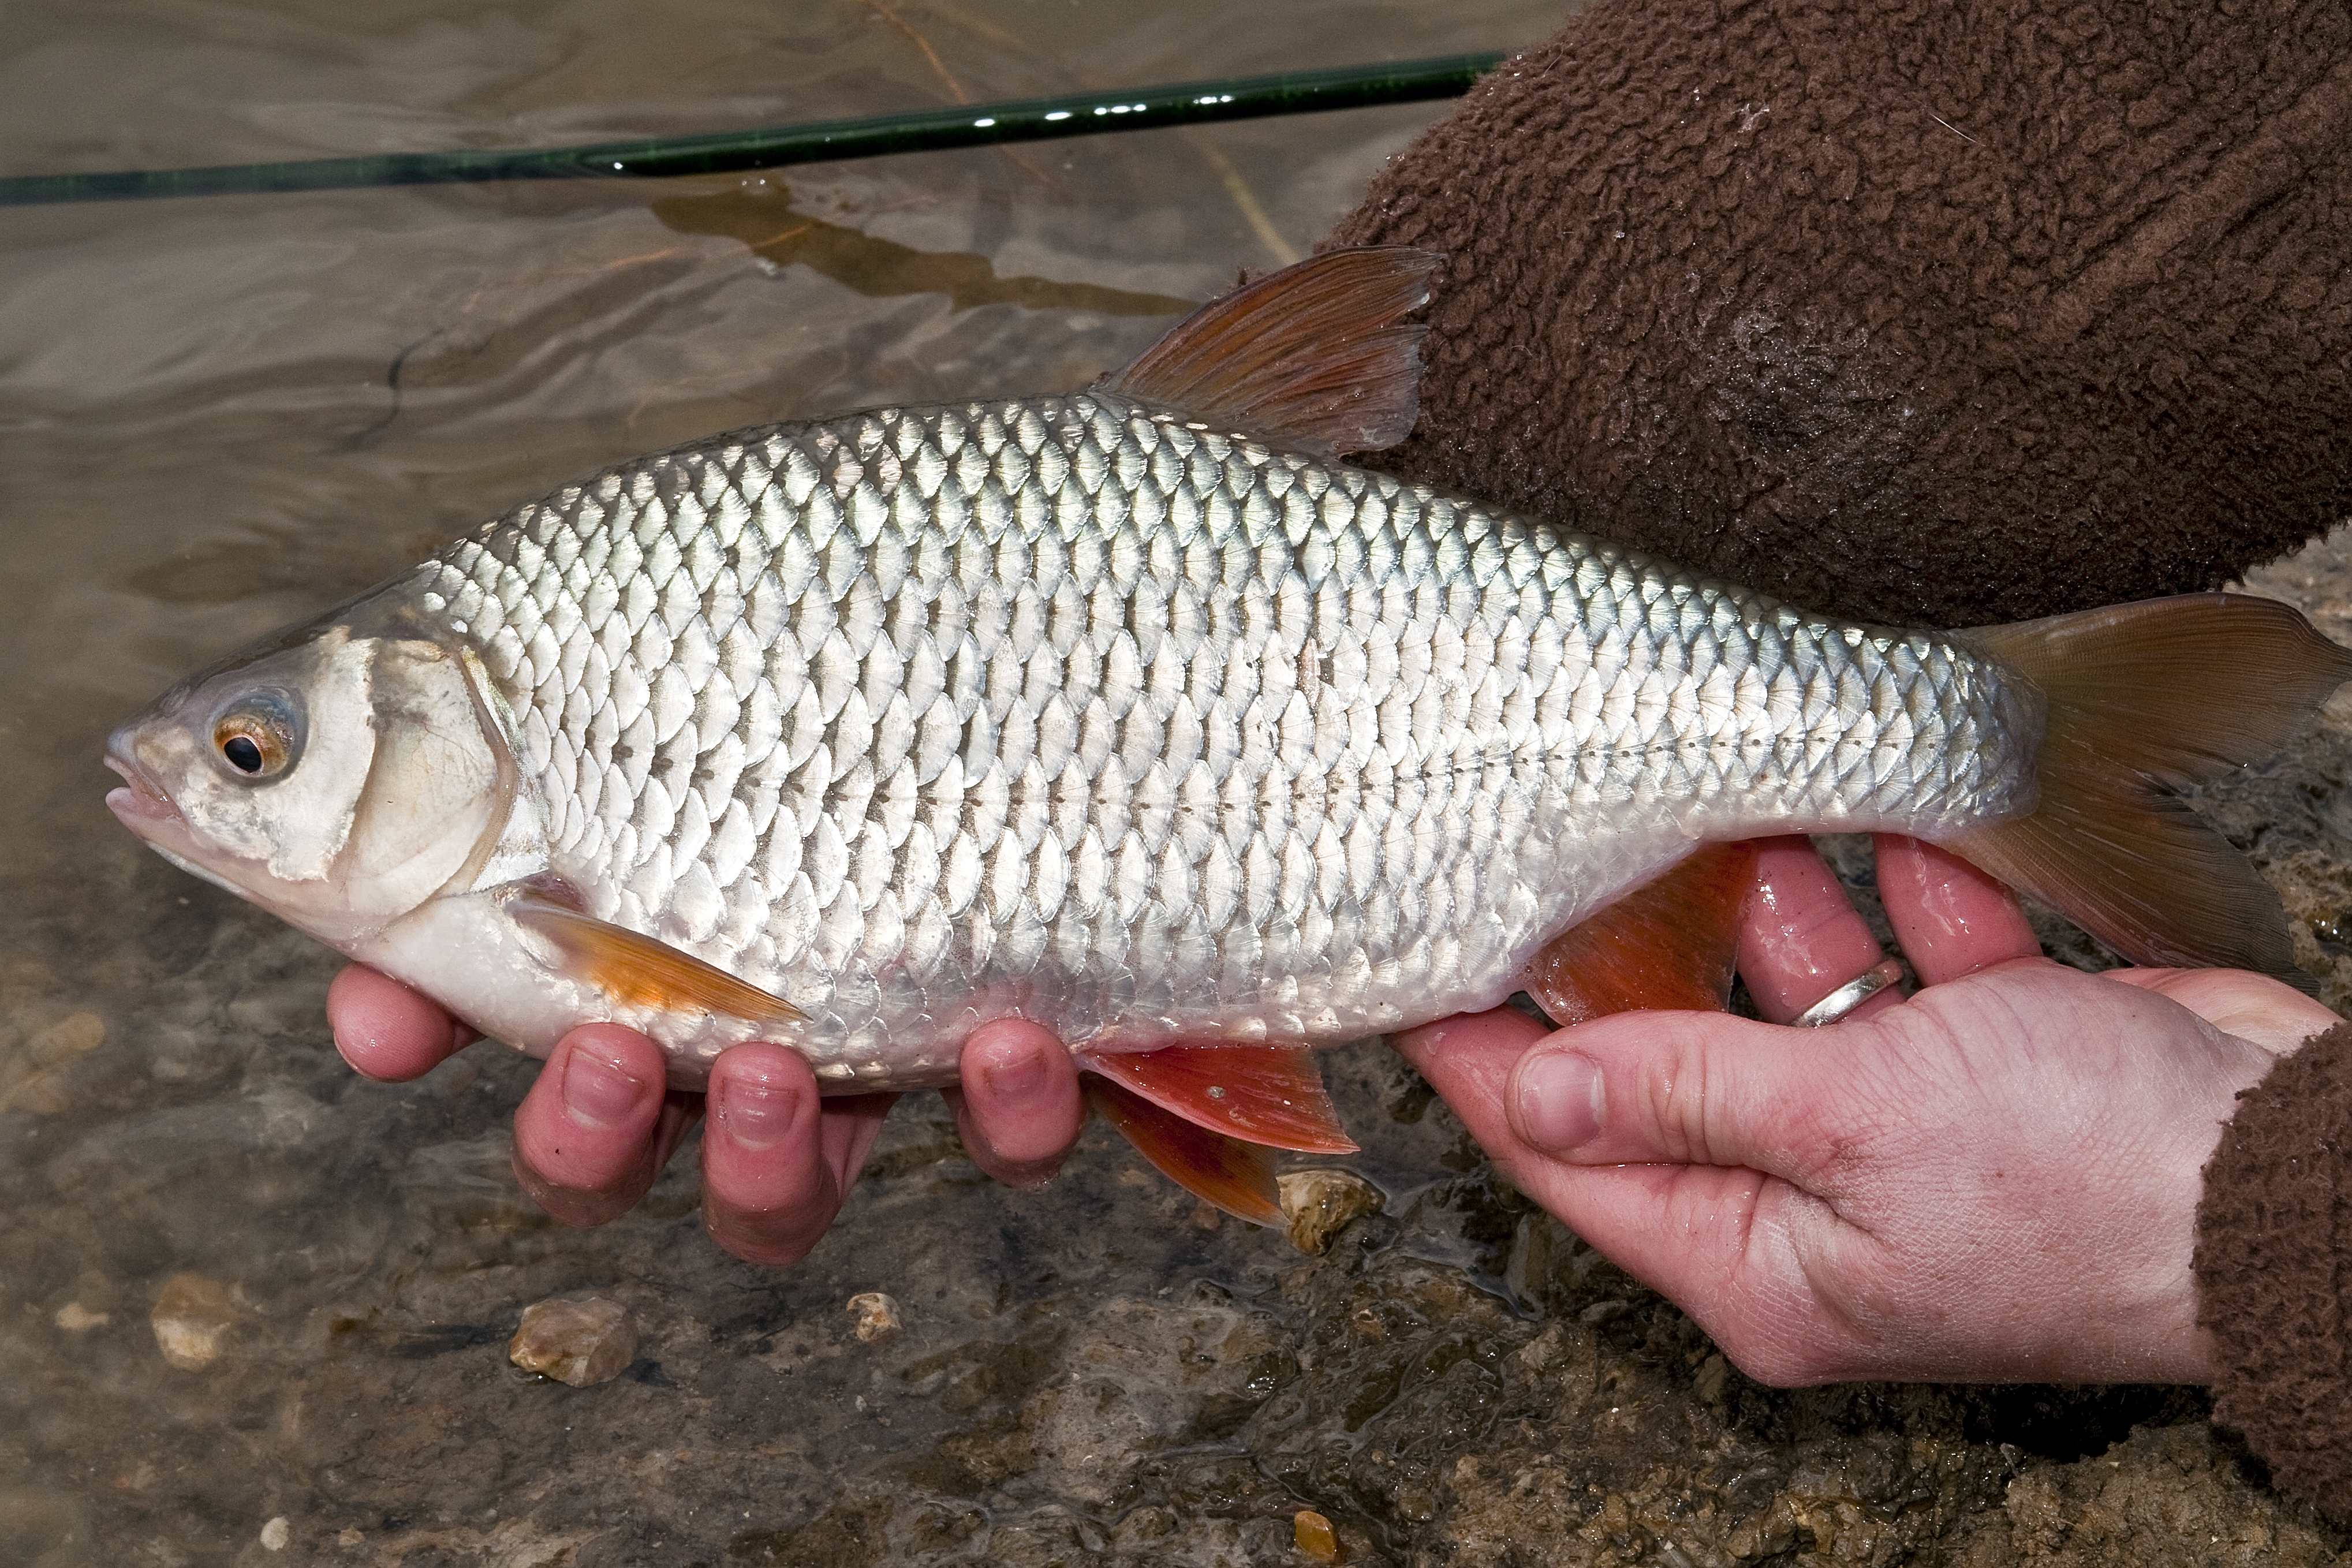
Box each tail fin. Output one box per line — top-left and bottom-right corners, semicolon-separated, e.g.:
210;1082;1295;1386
1945;592;2352;985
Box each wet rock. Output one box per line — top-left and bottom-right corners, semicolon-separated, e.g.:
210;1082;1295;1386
1277;1168;1384;1254
150;1272;236;1371
507;1294;637;1387
846;1290;902;1343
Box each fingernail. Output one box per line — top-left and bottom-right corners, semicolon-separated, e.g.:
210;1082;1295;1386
561;1045;645;1129
1514;1051;1604;1152
717;1074;796;1151
979;1043;1049;1107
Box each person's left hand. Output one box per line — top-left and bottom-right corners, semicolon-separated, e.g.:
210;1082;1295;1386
1394;835;2340;1386
327;967;1085;1264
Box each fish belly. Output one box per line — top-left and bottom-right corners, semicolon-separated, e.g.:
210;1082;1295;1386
409;393;2039;1088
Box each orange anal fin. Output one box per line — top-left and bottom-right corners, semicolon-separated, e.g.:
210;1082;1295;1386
1098;246;1442;458
1522;842;1759;1025
507;891;803;1027
1084;1075;1283;1226
1076;1043;1357;1154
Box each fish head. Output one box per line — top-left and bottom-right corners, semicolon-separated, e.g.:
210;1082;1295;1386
105;591;515;948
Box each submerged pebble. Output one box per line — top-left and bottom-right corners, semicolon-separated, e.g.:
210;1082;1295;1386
847;1291;903;1343
52;1302;107;1333
509;1296;637;1387
149;1273;236;1371
0;1010;106;1115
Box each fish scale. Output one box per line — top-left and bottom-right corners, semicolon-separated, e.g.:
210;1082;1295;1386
408;390;2030;1087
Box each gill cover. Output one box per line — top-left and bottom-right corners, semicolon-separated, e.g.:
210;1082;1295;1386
108;599;517;944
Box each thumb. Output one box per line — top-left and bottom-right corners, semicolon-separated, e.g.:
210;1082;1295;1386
1501;1009;1872;1355
1507;1009;1839;1178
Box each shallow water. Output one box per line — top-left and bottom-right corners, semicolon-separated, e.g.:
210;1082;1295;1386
6;4;2352;1566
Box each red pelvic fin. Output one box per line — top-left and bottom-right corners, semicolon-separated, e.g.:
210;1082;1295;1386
1097;246;1442;457
1084;1075;1283;1226
1077;1043;1358;1154
1521;842;1759;1025
507;891;803;1027
1946;593;2352;984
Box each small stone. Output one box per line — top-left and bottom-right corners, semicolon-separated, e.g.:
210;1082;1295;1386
1692;1351;1730;1406
1293;1508;1342;1562
1;1011;107;1115
25;1011;105;1065
509;1295;637;1387
260;1515;290;1551
847;1291;902;1343
53;1302;107;1332
150;1274;237;1370
1278;1169;1384;1254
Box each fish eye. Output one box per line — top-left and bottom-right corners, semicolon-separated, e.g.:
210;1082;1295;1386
210;692;303;782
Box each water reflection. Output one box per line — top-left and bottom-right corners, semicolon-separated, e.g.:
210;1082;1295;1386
651;181;1197;315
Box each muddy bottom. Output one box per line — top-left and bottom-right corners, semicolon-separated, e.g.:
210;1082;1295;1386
7;1;2352;1563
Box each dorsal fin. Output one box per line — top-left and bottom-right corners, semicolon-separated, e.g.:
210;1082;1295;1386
507;890;804;1028
1097;246;1442;457
1077;1043;1357;1153
1520;843;1757;1025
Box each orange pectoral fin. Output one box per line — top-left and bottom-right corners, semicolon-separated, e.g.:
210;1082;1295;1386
1522;842;1757;1025
1083;1075;1283;1226
1076;1043;1358;1154
508;891;803;1029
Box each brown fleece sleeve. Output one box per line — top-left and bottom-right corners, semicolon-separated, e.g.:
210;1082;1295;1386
2195;1022;2352;1526
1329;0;2352;629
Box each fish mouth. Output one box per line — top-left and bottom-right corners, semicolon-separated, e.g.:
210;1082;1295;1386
104;748;183;835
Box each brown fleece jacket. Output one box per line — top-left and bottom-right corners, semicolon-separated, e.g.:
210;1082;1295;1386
1330;0;2352;628
2196;1023;2352;1528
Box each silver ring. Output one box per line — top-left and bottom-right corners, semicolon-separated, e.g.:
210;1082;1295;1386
1790;958;1906;1028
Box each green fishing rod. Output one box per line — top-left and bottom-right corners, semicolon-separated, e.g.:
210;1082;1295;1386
0;53;1503;207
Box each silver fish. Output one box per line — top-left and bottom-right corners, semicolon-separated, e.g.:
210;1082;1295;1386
105;248;2352;1213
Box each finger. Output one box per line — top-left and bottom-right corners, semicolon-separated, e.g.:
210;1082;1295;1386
327;964;476;1081
2098;966;2343;1056
1739;836;1904;1025
511;1025;671;1227
1872;835;2040;984
818;1093;898;1197
942;1018;1085;1187
703;1043;898;1266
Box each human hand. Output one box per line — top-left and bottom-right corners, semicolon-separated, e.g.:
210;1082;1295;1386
326;966;1085;1264
1396;835;2341;1386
